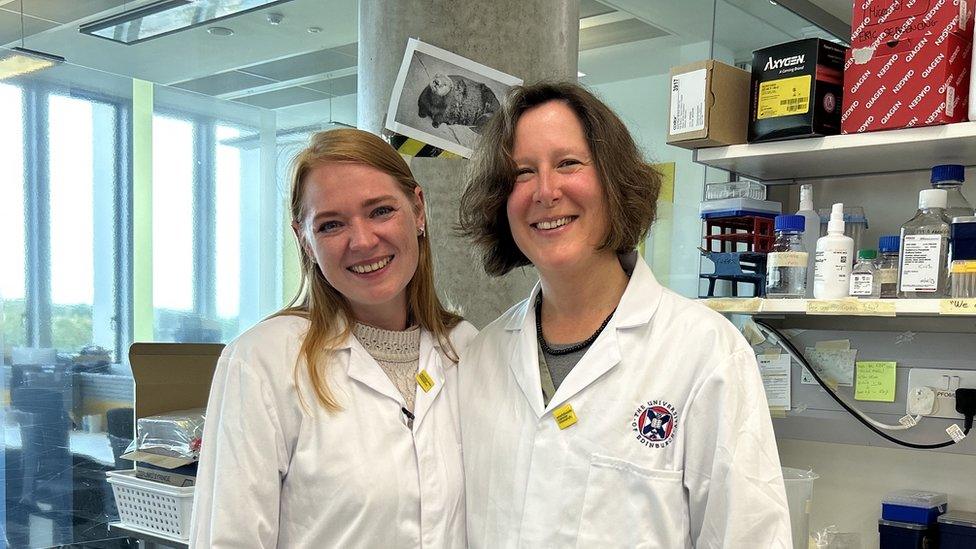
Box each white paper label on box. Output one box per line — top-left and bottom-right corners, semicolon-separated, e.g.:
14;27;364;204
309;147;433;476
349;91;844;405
947;85;956;117
900;234;944;292
670;69;707;135
962;1;968;32
758;354;791;410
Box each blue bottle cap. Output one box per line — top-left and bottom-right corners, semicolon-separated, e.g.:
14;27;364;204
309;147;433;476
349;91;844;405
931;164;965;184
774;214;805;232
879;235;900;253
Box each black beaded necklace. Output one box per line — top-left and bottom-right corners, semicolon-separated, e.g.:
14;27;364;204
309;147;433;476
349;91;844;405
535;293;616;356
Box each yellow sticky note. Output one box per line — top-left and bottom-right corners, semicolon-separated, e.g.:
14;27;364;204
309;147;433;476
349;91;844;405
553;403;578;430
940;299;976;315
854;362;897;402
415;370;435;393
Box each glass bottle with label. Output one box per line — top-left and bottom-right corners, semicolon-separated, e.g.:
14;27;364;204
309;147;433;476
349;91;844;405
877;235;900;299
766;214;808;298
899;189;950;298
849;249;880;298
930;164;974;220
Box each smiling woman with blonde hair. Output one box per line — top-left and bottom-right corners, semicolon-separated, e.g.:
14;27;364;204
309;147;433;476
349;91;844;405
191;128;476;548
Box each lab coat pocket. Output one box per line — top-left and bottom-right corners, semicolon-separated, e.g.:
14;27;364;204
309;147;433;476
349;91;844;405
576;454;687;549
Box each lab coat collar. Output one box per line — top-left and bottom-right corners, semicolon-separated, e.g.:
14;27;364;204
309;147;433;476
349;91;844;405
410;330;445;430
502;253;664;416
344;325;446;424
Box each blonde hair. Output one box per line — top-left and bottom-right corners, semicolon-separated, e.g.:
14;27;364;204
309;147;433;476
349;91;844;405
278;128;462;412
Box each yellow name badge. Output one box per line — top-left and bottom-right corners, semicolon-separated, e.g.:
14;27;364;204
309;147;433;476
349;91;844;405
553;403;578;430
415;370;435;393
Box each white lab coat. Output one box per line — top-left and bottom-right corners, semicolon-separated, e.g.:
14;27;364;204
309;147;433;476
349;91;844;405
459;255;791;548
190;315;477;548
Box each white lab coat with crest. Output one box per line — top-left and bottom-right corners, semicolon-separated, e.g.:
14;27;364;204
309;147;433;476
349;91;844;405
190;315;477;548
459;254;791;548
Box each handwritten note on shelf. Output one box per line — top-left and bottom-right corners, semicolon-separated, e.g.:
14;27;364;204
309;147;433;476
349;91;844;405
806;299;896;316
702;298;761;313
939;299;976;315
854;361;897;402
801;347;856;387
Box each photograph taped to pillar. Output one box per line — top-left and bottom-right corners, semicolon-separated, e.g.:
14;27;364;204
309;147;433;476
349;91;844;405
385;38;522;158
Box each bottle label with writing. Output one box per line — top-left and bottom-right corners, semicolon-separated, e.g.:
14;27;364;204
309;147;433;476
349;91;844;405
849;273;874;296
900;235;943;292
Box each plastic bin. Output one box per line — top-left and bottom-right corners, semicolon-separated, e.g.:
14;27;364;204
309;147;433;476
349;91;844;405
879;519;937;549
704;180;767;201
107;470;195;541
782;467;818;549
938;510;976;549
882;489;948;525
700;198;782;219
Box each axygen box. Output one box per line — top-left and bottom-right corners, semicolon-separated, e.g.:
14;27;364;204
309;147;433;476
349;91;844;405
667;60;751;149
749;38;848;142
841;31;972;133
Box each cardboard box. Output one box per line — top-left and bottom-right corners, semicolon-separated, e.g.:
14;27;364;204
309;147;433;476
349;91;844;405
667;60;751;149
842;31;972;133
122;343;223;485
749;38;848;142
851;0;972;48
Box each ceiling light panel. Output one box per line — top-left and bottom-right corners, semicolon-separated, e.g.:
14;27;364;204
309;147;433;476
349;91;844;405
79;0;294;45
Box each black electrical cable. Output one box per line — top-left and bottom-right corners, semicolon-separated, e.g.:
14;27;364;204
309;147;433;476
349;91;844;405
753;319;969;450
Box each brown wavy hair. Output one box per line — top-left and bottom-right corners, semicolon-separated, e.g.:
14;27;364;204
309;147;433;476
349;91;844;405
278;128;462;412
457;81;662;276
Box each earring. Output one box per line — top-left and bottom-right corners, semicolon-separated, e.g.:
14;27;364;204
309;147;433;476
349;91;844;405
418;226;426;237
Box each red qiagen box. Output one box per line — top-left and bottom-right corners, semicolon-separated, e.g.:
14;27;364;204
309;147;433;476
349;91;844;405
842;30;972;133
851;0;972;48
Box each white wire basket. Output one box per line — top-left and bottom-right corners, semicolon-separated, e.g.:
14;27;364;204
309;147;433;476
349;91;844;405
107;470;195;541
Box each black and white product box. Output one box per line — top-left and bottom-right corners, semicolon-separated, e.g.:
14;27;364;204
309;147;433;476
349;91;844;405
749;38;849;142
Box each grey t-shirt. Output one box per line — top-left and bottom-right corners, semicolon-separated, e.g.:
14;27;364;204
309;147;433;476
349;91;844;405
538;341;589;405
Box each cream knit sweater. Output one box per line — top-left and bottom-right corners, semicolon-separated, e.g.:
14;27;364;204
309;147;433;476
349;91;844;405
353;323;421;412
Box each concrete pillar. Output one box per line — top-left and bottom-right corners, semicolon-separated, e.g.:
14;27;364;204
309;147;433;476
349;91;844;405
358;0;579;328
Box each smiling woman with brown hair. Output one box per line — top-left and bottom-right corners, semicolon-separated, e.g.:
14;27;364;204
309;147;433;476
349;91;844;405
191;128;476;548
457;82;791;548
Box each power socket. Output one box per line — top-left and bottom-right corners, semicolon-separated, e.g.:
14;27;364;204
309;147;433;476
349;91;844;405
907;386;936;416
906;368;976;420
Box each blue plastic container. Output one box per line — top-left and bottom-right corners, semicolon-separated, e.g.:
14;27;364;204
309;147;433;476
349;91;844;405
938;511;976;549
879;519;937;549
882;490;948;525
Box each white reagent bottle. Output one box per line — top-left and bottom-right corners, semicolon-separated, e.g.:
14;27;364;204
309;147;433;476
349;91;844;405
814;202;855;299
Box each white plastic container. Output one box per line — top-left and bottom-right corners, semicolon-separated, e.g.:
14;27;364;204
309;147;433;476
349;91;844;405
107;470;195;541
797;184;820;297
814;203;854;299
783;467;819;549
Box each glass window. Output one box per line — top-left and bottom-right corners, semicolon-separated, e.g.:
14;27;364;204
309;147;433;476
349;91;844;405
0;83;25;355
152;114;195;339
48;94;96;350
215;125;242;335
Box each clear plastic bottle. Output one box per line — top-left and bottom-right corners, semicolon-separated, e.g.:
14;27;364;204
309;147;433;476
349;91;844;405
899;189;951;298
766;214;808;298
797;184;820;297
931;164;974;220
877;235;900;299
849;249;881;298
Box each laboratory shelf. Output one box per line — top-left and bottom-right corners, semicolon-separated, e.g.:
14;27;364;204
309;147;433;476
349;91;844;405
693;121;976;182
700;298;976;317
